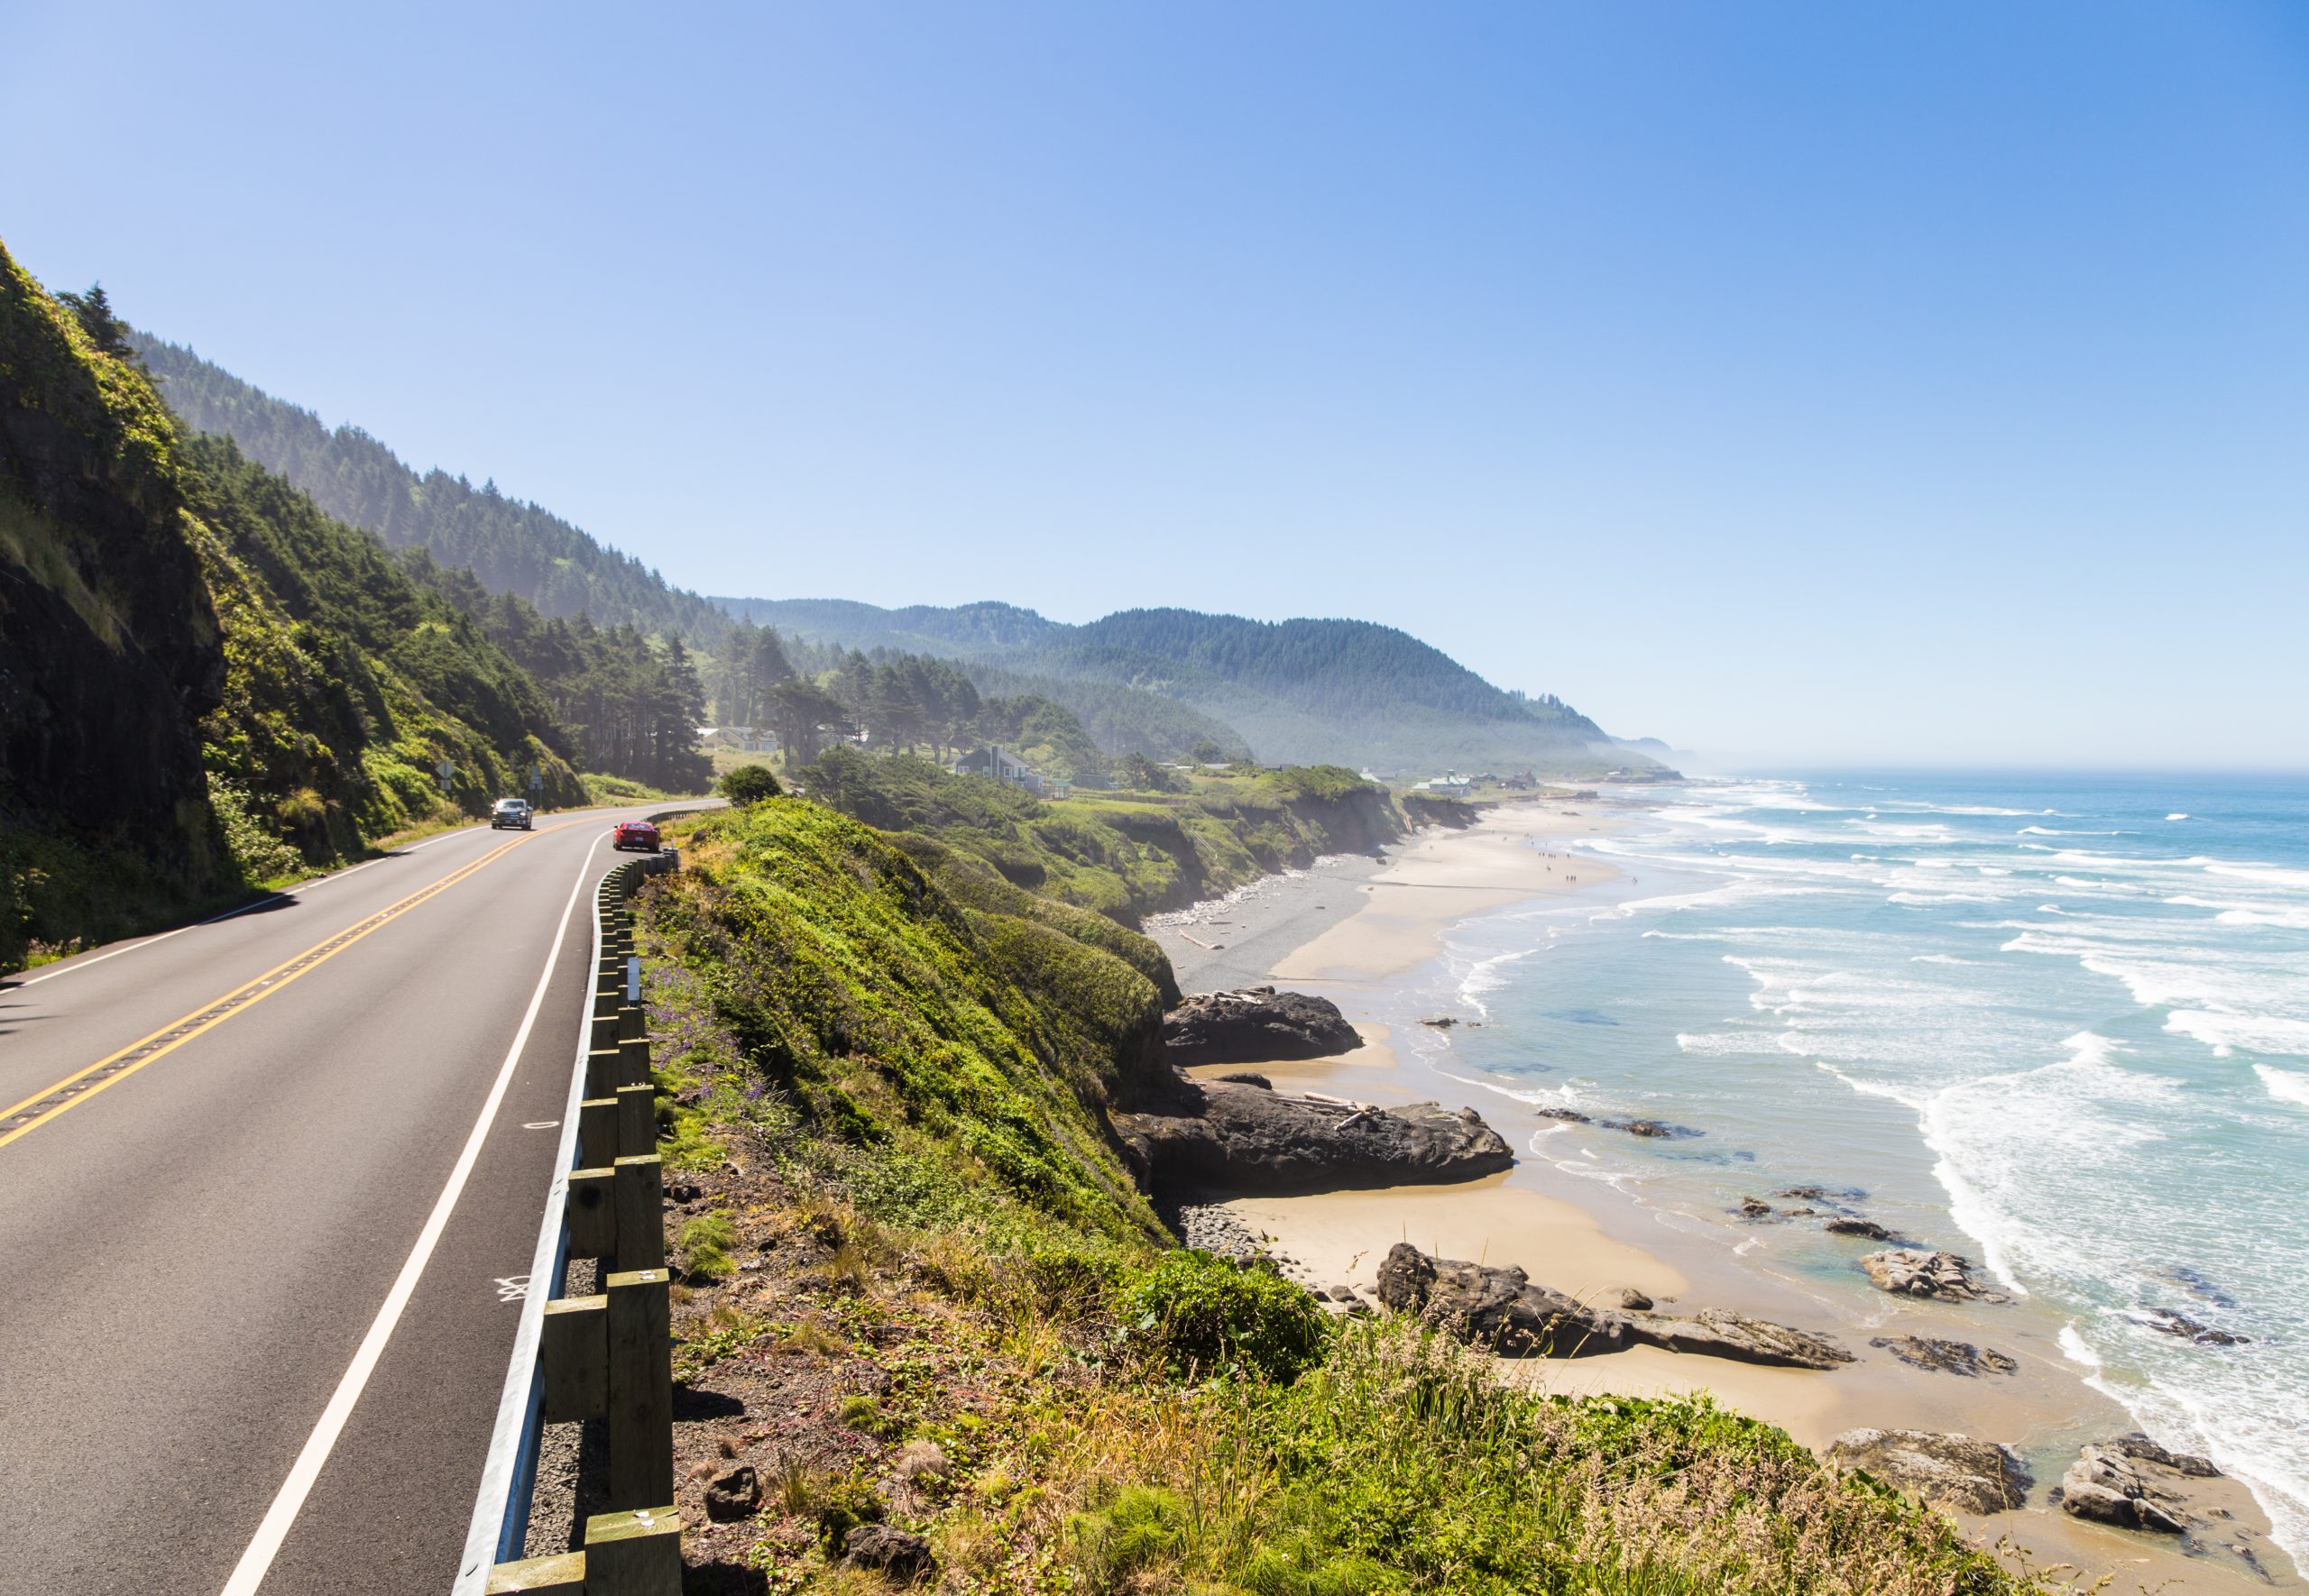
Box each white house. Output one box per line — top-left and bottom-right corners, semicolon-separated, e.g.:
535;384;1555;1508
698;725;777;754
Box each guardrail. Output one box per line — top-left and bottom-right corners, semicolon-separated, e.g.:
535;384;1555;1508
457;843;685;1595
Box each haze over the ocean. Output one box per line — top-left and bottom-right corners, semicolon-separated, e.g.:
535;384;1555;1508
5;1;2303;766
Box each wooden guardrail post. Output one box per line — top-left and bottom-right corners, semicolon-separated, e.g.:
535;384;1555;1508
540;1295;607;1422
612;1155;665;1270
614;1084;655;1160
604;1268;674;1509
567;1168;615;1260
584;1507;682;1595
577;1096;619;1167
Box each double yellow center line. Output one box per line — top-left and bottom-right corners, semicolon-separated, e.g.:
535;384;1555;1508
0;828;548;1151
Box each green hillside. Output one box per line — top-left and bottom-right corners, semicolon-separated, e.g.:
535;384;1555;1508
132;334;731;643
1;249;587;968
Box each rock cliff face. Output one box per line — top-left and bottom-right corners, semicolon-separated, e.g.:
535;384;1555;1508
1;243;225;959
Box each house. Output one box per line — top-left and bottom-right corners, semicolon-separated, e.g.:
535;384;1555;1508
1413;772;1474;797
950;744;1042;793
698;725;777;754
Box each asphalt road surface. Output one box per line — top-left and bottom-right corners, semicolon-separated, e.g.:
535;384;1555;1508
0;803;703;1596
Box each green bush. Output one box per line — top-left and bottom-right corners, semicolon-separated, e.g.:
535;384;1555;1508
1123;1251;1329;1382
718;764;783;805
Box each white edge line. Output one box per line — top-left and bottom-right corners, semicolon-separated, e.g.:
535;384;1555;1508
453;851;614;1591
14;826;484;989
216;830;606;1596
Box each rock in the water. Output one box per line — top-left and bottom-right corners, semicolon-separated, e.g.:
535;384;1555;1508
1869;1335;2018;1377
1618;1288;1654;1311
1117;1084;1513;1197
1375;1244;1847;1369
1860;1249;2009;1304
1826;1428;2031;1513
843;1524;936;1578
1738;1196;1774;1219
2059;1445;2189;1534
1617;1118;1676;1138
2143;1307;2250;1346
1418;1015;1458;1029
1163;986;1362;1066
1824;1216;1893;1240
1535;1107;1592;1124
704;1464;761;1521
1780;1184;1866;1205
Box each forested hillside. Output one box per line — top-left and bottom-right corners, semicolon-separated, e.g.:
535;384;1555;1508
403;557;713;793
1;249;586;967
133;335;730;642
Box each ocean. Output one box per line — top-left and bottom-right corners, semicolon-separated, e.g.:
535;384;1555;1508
1406;770;2307;1563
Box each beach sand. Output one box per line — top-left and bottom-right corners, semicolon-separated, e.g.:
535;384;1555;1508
1164;798;2295;1595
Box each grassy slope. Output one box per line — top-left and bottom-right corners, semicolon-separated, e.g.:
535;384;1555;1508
637;798;2047;1595
796;750;1402;925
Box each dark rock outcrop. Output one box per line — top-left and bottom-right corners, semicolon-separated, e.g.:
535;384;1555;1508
2059;1443;2192;1534
1117;1083;1512;1197
1374;1243;1850;1369
1868;1335;2018;1377
1618;1288;1654;1311
2103;1432;2221;1479
1824;1217;1894;1240
1163;986;1361;1066
2142;1307;2250;1346
1860;1249;2009;1304
1825;1428;2032;1513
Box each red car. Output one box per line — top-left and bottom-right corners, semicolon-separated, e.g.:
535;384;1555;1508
612;820;660;852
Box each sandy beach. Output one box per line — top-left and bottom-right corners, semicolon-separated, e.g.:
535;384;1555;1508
1149;797;2295;1595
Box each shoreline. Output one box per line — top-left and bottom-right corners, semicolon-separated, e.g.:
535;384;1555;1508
1154;797;2295;1595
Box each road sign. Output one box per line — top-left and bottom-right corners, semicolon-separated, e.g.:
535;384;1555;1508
529;765;544;793
437;759;455;786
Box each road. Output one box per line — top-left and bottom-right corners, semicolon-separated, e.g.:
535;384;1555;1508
0;804;699;1596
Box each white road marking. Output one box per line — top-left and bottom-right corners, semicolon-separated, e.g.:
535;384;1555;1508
494;1277;530;1304
214;830;604;1596
520;1120;559;1131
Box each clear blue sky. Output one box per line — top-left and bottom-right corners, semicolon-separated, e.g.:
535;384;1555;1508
6;2;2305;766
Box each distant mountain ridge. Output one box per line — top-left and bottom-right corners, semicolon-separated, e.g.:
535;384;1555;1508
128;338;1637;775
719;597;1633;773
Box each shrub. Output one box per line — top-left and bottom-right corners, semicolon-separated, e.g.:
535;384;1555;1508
718;764;783;805
1123;1251;1329;1382
1070;1485;1191;1583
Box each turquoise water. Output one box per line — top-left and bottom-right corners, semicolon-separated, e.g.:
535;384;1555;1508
1415;771;2308;1559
